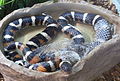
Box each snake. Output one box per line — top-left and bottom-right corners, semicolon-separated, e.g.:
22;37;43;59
57;11;114;49
2;11;114;72
3;13;59;64
2;13;81;72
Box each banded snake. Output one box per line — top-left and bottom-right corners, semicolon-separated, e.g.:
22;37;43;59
2;11;114;72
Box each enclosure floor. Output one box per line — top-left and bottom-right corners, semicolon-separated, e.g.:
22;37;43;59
94;63;120;81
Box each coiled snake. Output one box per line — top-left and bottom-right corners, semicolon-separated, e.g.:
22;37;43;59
2;11;114;72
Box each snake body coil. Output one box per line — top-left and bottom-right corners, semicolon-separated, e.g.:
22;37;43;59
3;13;58;64
2;11;114;72
57;11;113;47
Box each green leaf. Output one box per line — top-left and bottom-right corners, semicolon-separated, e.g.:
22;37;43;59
0;0;5;6
0;0;14;7
0;0;49;19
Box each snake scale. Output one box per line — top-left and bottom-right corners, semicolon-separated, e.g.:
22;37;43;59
2;11;114;72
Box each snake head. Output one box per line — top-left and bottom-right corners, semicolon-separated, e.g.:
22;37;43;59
59;61;72;73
